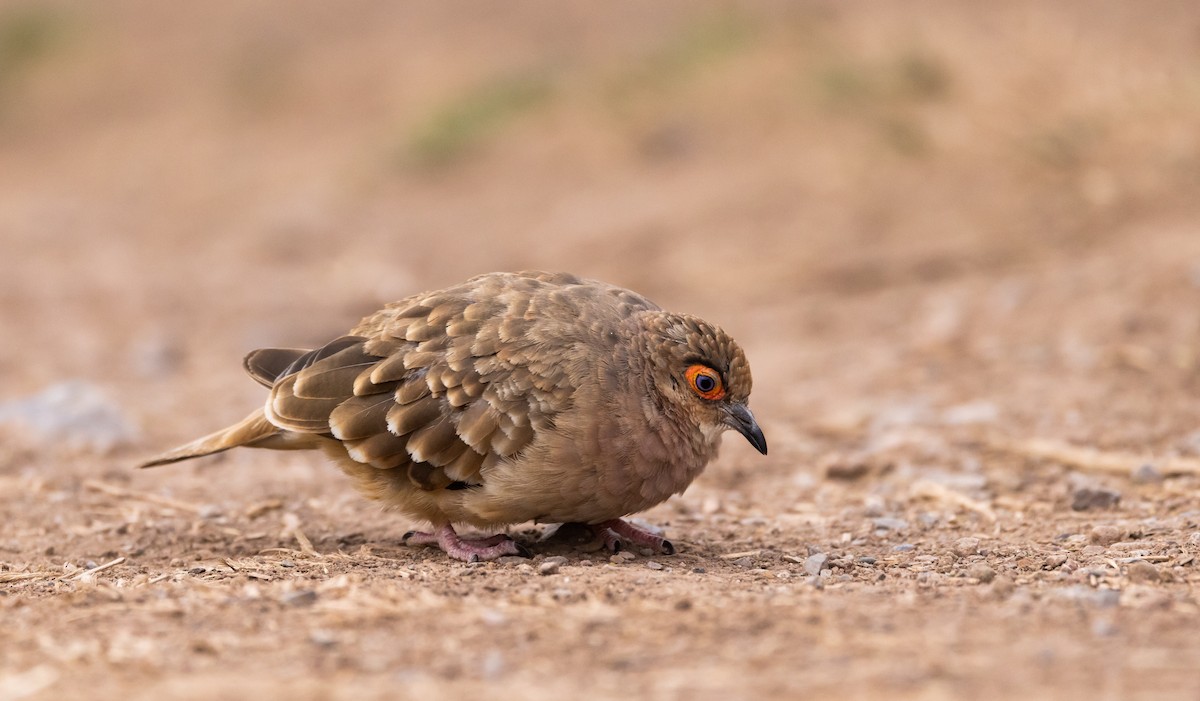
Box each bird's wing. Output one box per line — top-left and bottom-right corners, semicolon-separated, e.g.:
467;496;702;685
265;272;658;492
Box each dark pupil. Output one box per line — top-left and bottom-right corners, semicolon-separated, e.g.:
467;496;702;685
695;374;715;393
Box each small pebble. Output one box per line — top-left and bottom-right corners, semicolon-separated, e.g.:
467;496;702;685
856;556;876;565
479;610;507;626
198;505;224;519
1188;532;1200;547
692;567;707;574
803;553;829;576
1126;559;1160;583
951;537;980;558
538;556;568;575
966;563;996;583
893;543;915;552
1130;463;1163;484
731;557;756;568
645;561;664;570
1090;525;1124;546
1072;487;1121;511
309;629;338;647
872;517;908;532
863;498;885;518
279;560;296;568
824;461;871;481
1043;552;1068;570
0;380;138;453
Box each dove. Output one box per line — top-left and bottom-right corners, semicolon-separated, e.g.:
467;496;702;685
140;271;766;561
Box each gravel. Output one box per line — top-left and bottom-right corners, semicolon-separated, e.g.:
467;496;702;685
966;563;996;582
951;537;980;558
1089;525;1124;546
803;553;829;576
1125;560;1160;583
538;556;569;575
1071;487;1121;511
872;517;909;532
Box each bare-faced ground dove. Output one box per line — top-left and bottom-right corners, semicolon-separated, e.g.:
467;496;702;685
141;271;766;561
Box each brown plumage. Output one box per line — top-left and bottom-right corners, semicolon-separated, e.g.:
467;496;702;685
141;271;766;561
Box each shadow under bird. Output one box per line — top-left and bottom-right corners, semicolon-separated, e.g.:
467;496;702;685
141;271;767;561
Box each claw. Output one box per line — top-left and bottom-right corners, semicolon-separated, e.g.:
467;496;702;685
402;524;526;562
591;519;675;556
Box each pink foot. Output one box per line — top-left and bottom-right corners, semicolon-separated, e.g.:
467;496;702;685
403;524;530;562
591;519;676;555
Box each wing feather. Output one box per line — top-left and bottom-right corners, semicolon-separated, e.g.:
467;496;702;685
260;273;660;493
244;348;308;387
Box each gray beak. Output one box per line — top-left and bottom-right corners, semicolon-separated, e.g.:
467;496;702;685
726;403;767;455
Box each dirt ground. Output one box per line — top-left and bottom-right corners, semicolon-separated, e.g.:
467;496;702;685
4;2;1200;699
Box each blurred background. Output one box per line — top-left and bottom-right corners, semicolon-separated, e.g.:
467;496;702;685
4;1;1199;401
5;2;1200;698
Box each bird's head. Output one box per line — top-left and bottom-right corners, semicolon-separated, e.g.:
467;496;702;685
638;312;767;455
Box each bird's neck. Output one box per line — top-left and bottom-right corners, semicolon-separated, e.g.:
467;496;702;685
627;322;720;469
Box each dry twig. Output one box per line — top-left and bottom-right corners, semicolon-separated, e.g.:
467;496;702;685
84;479;204;514
909;480;997;523
720;550;762;559
0;571;50;584
63;556;125;581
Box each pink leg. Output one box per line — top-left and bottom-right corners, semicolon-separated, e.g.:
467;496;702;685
403;524;529;562
593;519;676;556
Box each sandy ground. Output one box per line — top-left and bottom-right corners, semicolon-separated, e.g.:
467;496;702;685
4;2;1200;699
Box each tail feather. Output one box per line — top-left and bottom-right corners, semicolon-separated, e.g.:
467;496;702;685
139;409;281;468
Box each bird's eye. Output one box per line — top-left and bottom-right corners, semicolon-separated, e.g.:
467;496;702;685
685;364;726;401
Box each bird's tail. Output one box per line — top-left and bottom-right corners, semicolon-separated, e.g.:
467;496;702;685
138;409;280;468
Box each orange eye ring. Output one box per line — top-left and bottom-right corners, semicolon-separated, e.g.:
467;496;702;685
686;364;726;401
